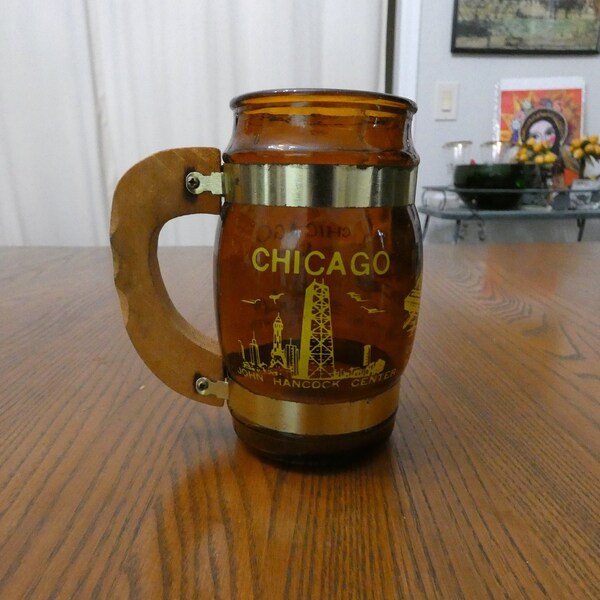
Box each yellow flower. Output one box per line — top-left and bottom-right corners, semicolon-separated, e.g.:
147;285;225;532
533;142;544;153
590;135;598;144
573;148;585;160
514;139;559;165
571;138;582;148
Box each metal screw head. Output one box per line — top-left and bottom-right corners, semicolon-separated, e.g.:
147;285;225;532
194;377;209;393
186;174;200;192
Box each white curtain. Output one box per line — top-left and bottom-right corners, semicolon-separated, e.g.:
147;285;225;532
0;0;390;246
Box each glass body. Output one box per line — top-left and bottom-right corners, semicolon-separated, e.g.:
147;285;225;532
216;90;421;463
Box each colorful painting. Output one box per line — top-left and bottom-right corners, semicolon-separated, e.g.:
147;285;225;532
497;77;584;148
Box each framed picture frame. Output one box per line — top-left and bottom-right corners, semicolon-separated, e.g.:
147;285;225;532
451;1;600;55
495;77;585;147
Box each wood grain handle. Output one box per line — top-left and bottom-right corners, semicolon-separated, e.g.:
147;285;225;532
110;148;225;406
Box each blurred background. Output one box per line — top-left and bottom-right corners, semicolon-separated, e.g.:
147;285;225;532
1;0;599;245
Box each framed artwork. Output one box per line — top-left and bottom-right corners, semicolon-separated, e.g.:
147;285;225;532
451;1;600;54
496;77;585;149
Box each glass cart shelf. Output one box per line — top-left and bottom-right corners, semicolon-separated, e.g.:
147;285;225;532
419;186;600;243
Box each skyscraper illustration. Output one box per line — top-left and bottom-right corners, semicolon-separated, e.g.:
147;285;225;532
269;314;287;368
285;340;300;376
403;275;422;335
297;280;335;379
248;333;264;368
363;344;372;367
237;280;385;382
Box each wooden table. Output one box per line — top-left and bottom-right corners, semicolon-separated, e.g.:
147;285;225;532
1;245;598;599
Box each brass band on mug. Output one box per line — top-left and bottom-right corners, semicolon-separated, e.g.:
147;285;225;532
227;381;400;436
223;164;417;208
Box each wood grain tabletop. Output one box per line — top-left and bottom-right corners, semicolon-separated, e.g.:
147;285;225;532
0;244;598;600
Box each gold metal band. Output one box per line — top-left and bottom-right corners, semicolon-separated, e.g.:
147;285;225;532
227;381;400;436
223;164;417;208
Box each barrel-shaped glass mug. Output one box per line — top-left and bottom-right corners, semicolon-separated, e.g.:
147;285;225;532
110;89;422;464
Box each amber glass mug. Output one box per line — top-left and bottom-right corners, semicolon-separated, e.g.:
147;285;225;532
111;89;422;464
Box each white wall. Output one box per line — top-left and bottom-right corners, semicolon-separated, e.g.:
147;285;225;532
414;0;600;243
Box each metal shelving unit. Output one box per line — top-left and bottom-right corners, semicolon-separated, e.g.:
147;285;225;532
419;186;600;243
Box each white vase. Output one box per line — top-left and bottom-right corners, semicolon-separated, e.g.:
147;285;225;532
583;157;600;179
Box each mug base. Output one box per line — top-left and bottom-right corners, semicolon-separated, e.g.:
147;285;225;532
231;412;396;467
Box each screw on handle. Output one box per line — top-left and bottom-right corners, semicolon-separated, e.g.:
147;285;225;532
185;171;224;195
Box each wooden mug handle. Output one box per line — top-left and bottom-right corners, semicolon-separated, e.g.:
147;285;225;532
110;147;225;406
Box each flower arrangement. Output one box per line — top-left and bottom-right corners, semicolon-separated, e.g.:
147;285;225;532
514;138;558;166
569;135;600;179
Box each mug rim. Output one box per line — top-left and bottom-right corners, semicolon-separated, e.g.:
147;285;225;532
230;88;418;114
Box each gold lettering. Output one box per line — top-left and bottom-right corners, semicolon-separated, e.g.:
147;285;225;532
350;368;397;388
251;247;392;277
271;249;291;273
293;250;301;274
373;251;390;275
350;252;370;276
305;250;325;276
252;247;269;272
325;251;347;275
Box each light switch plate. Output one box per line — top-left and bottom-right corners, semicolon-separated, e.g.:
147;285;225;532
434;82;459;121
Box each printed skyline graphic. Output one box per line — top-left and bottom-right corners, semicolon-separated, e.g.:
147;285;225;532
238;280;385;381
